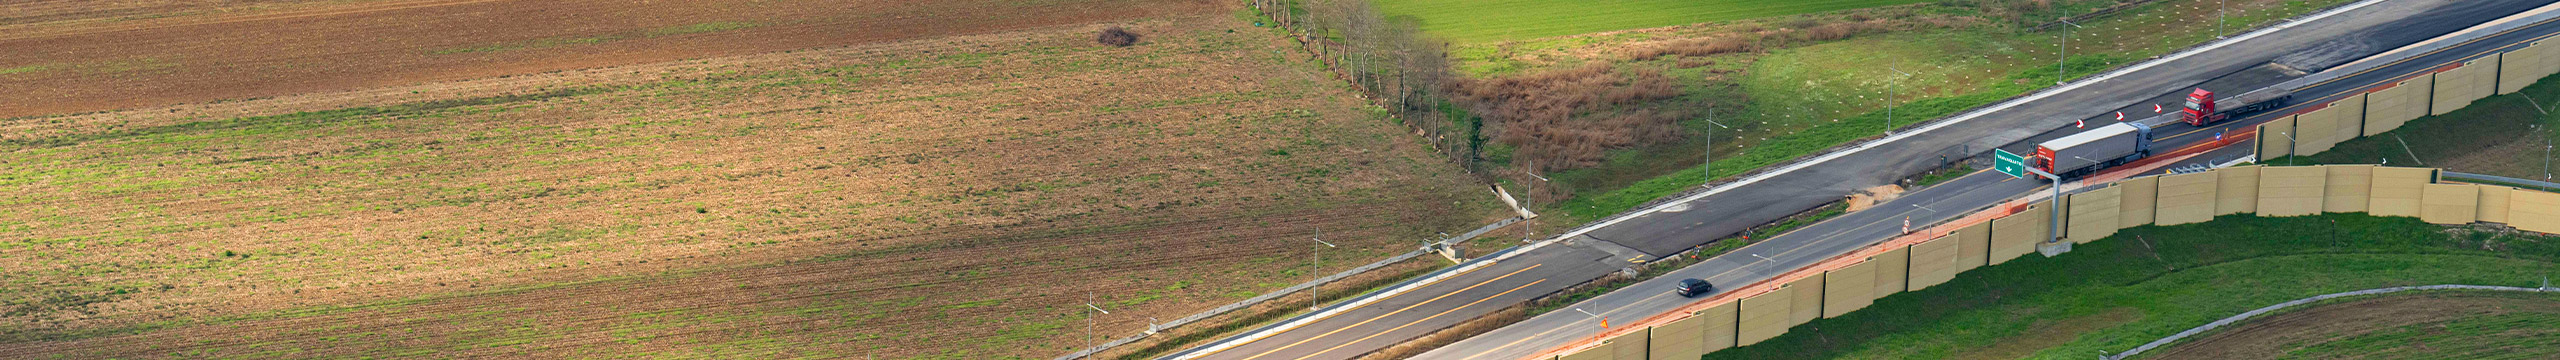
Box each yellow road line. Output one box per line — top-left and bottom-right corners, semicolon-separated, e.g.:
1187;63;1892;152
1287;279;1550;360
1232;263;1545;360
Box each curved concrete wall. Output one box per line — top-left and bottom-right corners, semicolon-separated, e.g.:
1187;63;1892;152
1556;166;2560;360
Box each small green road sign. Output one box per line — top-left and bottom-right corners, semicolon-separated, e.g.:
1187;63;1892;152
1993;149;2027;179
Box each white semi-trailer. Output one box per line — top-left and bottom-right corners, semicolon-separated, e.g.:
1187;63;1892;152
2031;122;2155;180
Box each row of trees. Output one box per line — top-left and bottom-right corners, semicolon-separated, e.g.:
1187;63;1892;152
1251;0;1479;173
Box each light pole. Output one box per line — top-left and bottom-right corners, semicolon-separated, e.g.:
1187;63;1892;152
1573;307;1609;329
1087;292;1111;350
1888;65;1913;135
1912;203;1938;213
1526;169;1551;242
1704;109;1732;188
2073;155;2104;172
2273;131;2297;166
2218;0;2229;39
2057;19;2084;85
1749;253;1777;268
1310;226;1337;310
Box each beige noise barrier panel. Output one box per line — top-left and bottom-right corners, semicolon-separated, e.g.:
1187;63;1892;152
1988;203;2047;265
2420;184;2480;225
2478;185;2515;223
1699;301;1738;353
2118;176;2160;227
2256;116;2296;159
2217;165;2262;215
1787;275;1824;326
1735;286;1792;346
1906;235;1961;290
2363;75;2432;136
2324;165;2375;213
2292;98;2356;155
2067;185;2122;243
1823;261;1877;318
1872;246;1910;297
2257;166;2327;216
2501;40;2560;94
1651;312;1707;360
2368;167;2434;217
2511;189;2560;235
2155;172;2220;225
2432;56;2499;115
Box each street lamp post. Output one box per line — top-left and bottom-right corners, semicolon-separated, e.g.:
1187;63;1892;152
2057;19;2084;85
2273;131;2297;166
1574;307;1609;329
1705;109;1732;188
2218;0;2229;39
1526;169;1551;242
1310;226;1337;310
1086;292;1111;350
1889;65;1913;135
1749;253;1777;268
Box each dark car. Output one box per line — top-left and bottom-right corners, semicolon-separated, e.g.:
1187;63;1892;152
1674;278;1713;297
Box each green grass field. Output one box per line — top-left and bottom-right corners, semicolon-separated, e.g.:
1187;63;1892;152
2272;71;2560;181
1372;0;1932;44
1699;213;2560;360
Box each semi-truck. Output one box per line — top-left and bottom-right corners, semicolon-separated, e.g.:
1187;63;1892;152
2031;121;2155;180
2026;87;2292;180
2178;88;2292;126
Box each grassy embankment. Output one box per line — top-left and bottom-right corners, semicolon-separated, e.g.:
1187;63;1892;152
1401;0;2355;223
2267;70;2560;182
1701;213;2560;360
2138;290;2560;359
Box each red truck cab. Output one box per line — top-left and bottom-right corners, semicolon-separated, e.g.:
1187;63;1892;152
2179;88;2219;126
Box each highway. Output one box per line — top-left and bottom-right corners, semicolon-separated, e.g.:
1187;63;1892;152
1160;1;2558;359
1418;1;2560;359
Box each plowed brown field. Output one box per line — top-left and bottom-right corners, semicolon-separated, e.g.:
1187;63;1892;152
0;0;1224;119
0;7;1506;360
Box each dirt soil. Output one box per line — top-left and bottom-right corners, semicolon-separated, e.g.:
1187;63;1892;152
0;10;1507;360
1843;184;1905;212
0;0;1224;119
2148;292;2560;360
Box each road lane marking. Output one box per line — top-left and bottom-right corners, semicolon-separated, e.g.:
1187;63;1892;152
1287;279;1549;360
1232;264;1544;360
1464;187;1994;360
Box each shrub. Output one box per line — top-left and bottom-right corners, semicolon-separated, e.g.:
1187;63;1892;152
1444;64;1687;172
1097;26;1139;47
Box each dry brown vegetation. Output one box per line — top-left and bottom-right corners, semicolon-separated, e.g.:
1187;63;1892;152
1446;64;1687;174
0;8;1504;360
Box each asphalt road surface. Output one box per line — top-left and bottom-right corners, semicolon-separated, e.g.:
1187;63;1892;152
1417;2;2560;360
1163;1;2555;359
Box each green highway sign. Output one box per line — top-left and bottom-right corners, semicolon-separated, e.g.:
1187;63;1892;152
1993;149;2027;179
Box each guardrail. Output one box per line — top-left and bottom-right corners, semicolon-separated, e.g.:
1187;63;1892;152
1055;216;1522;360
2444;171;2560;192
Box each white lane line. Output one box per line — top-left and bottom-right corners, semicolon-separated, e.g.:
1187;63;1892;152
1534;0;2389;249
